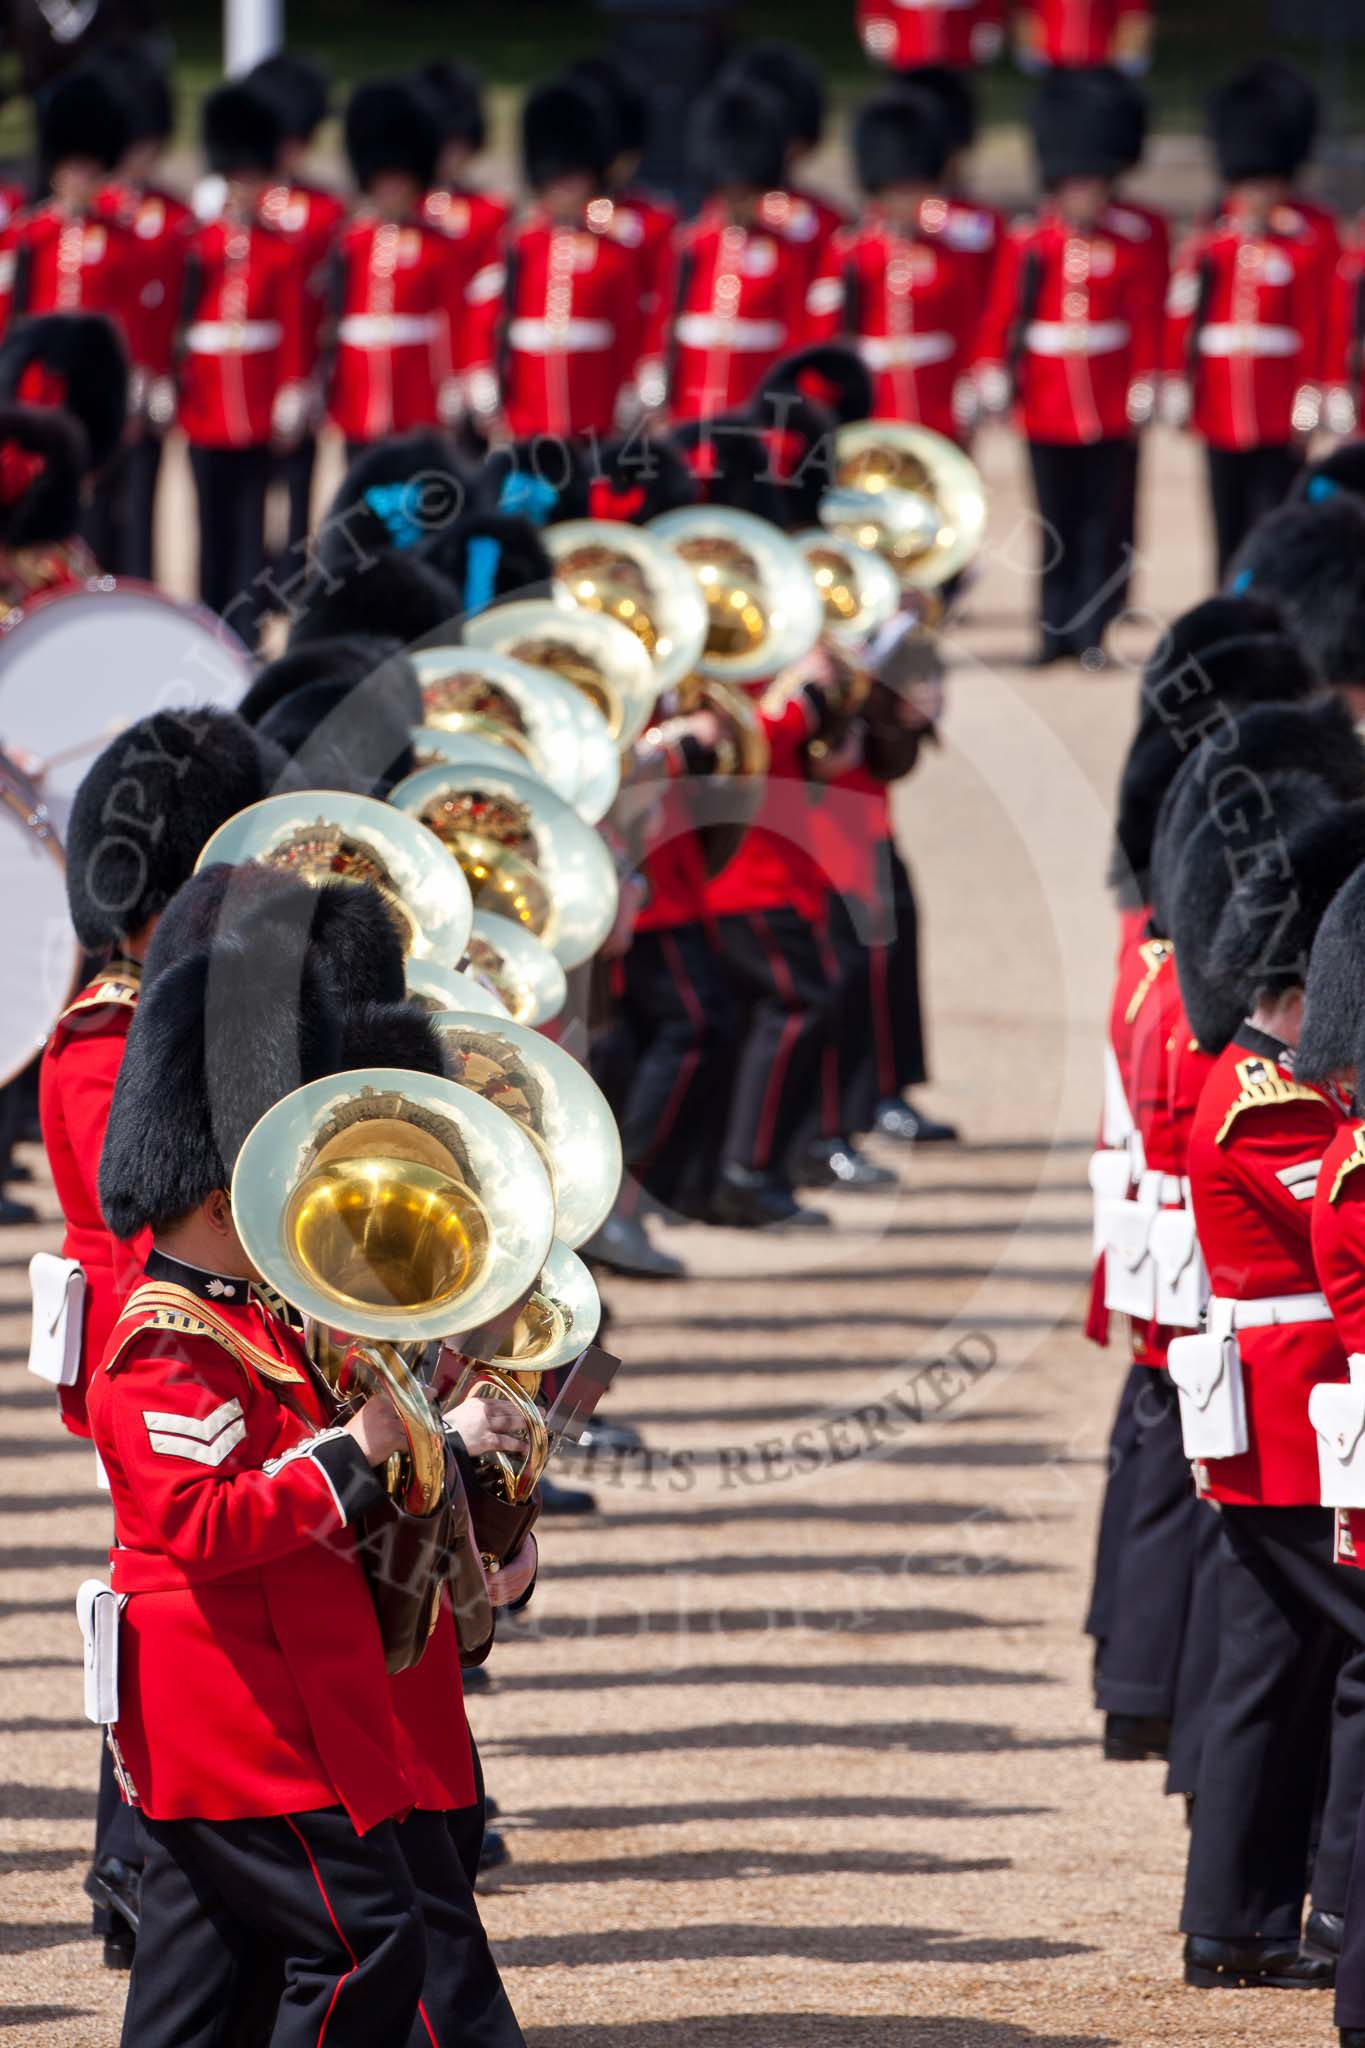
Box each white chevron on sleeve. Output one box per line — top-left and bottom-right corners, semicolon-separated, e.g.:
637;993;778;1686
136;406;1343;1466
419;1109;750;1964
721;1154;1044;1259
143;1397;246;1466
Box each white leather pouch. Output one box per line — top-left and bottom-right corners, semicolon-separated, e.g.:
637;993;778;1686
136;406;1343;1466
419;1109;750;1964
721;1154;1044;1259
1088;1149;1133;1256
1168;1301;1246;1461
76;1579;121;1725
27;1253;85;1386
1150;1208;1209;1331
1310;1374;1365;1508
1101;1195;1156;1320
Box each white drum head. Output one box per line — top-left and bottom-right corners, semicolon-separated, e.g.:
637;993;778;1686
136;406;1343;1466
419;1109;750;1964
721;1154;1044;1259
0;756;79;1085
0;581;252;830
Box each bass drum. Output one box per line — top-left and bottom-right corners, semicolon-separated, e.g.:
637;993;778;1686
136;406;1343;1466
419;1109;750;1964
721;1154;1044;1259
0;751;80;1087
0;580;253;831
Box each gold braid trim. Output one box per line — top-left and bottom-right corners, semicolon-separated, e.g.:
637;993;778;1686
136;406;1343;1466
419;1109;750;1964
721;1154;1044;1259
1215;1056;1327;1145
104;1281;306;1384
1123;938;1173;1025
58;960;142;1025
1331;1128;1365;1205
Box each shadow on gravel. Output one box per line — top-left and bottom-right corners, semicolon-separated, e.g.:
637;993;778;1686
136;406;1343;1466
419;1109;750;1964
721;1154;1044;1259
489;1721;1087;1760
525;2021;1116;2046
490;1660;1054;1693
541;1552;1049;1582
519;1606;1030;1639
0;1495;104;1515
0;2012;96;2032
0;1783;95;1820
527;1795;1050;1829
0;1923;91;1954
507;1847;1014;1886
0;1848;84;1875
575;1503;1046;1531
502;1925;1095;1968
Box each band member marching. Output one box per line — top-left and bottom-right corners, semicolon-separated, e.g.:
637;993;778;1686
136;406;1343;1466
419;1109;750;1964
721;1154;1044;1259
1013;0;1152;71
856;0;1005;74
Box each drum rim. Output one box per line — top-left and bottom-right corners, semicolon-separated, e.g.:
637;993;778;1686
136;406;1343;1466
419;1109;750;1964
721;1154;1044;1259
0;744;81;1090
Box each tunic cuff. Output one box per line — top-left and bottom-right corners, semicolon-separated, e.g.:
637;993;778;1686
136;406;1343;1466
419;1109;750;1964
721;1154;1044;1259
306;1432;387;1526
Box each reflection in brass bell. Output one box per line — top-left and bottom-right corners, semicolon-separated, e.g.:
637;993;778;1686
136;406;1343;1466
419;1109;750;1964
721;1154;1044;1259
792;530;900;645
464;599;659;750
412;789;555;942
494;1240;600;1374
657;674;771;780
824;420;987;592
460;910;567;1027
557;543;658;651
674;536;768;660
544;520;708;695
649;506;825;684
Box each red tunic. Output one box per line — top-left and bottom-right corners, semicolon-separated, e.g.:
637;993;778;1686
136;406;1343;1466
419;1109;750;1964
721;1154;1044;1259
37;966;149;1438
1312;1122;1365;1567
596;189;678;333
1015;0;1151;67
976;212;1157;443
703;688;829;924
89;1277;470;1830
259;178;346;377
3;199;142;336
465;209;649;439
857;0;1005;69
328;213;467;444
177;216;307;448
1164;215;1326;450
1186;1031;1349;1506
757;187;847;283
96;182;193;391
806;211;982;440
646;208;810;424
1325;224;1365;435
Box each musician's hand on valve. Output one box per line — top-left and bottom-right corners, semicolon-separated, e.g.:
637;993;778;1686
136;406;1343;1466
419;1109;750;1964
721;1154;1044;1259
446;1394;529;1460
487;1533;538;1608
344;1393;409;1467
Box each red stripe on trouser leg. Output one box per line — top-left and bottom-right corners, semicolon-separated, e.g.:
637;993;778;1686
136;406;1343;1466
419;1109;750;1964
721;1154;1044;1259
282;1815;358;2048
634;931;705;1175
417;2000;440;2046
813;917;841;1140
870;942;896;1099
750;912;802;1170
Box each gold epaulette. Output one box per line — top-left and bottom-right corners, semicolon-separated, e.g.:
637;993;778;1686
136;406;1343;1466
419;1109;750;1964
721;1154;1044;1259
1331;1128;1365;1204
104;1281;306;1384
1123;938;1173;1025
58;960;141;1026
1215;1056;1326;1144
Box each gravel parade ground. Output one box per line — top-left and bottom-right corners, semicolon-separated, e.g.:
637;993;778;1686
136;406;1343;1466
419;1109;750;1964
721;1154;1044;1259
0;419;1335;2048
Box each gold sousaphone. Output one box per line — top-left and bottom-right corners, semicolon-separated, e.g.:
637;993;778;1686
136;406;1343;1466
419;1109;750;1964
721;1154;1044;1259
389;758;619;969
649;505;825;685
464;598;660;751
409;644;614;819
790;528;900;647
543;518;709;695
821;420;986;594
196;792;474;965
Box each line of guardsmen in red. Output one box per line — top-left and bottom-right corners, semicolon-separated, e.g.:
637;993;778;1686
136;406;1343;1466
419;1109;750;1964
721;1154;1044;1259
6;41;1365;665
1085;438;1365;2042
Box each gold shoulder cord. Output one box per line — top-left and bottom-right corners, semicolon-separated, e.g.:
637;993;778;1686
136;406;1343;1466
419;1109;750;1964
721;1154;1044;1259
1331;1127;1365;1205
1123;938;1174;1026
1215;1056;1327;1146
58;963;142;1026
104;1282;306;1384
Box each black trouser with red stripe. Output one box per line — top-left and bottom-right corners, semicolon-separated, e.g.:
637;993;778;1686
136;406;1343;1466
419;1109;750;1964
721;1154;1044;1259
125;1804;522;2048
1092;1369;1201;1721
600;923;740;1213
827;847;928;1138
711;905;843;1181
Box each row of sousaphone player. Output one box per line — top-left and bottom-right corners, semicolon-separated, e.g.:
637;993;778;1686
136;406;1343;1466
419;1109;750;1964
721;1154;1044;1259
192;405;986;1572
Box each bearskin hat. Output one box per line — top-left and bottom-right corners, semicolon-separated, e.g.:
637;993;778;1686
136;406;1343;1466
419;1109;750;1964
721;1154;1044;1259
92;41;173;146
238;634;411;727
855;88;953;193
0;313;127;473
256;671;421;798
0;403;88;548
247;52;331;144
558;436;698;524
287;551;461;651
758;345;874;428
1208;61;1314;184
672;390;835;533
1228;494;1365;688
203;81;281;177
345;79;440;192
1209;796;1365;1023
473;440;592;528
98;922;342;1240
564;54;646;159
689;82;790;196
1030;68;1134;185
412;59;487;152
341;999;445;1074
723;40;825;148
36;65;130;175
1294;442;1365;509
896;65;977;154
1111;595;1321;902
522;77;618;190
420;511;554;614
1298;860;1365;1084
1168;770;1335;1055
148;864;408;1009
65;709;278;954
314;430;468;580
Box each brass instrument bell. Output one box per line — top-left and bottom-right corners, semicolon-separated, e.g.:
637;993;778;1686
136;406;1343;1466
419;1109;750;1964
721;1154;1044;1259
406;956;511;1020
388;759;619;969
461;910;568;1028
821;420;986;591
464;598;659;751
410;645;586;807
645;674;771;780
429;1008;623;1248
196;792;473;966
543;519;708;694
790;529;900;647
649;506;825;684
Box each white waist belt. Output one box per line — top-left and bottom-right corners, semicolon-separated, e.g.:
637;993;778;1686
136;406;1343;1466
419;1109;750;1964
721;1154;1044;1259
675;313;787;352
1025;319;1130;356
1138;1169;1186;1207
338;314;439;348
185;320;282;355
507;317;614;352
1198;323;1301;359
1214;1290;1332;1330
858;332;955;370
